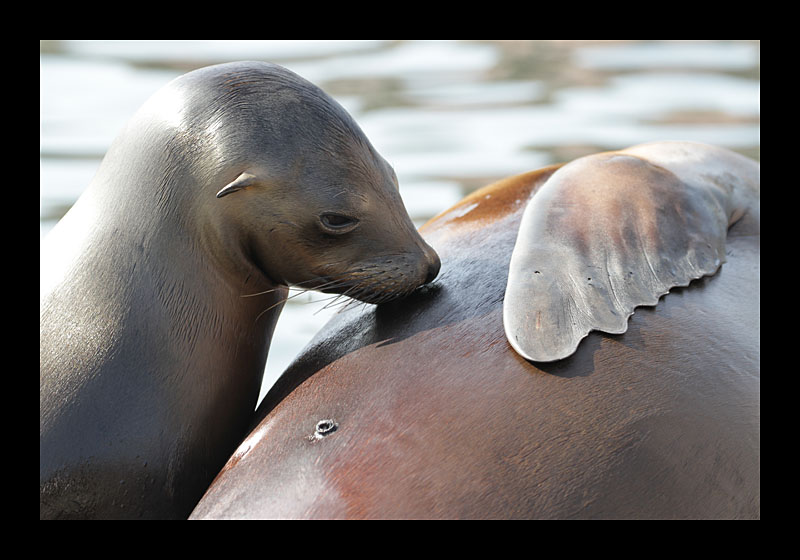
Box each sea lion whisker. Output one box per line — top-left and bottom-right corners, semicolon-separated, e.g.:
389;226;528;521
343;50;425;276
240;287;285;298
330;297;364;314
346;286;377;304
292;277;346;293
254;298;289;323
321;277;387;311
317;281;369;311
323;285;365;307
245;274;354;301
337;296;369;313
253;284;332;322
317;295;350;313
311;293;346;306
240;275;333;298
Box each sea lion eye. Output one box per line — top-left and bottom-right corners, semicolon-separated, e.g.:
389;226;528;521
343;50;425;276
319;213;359;233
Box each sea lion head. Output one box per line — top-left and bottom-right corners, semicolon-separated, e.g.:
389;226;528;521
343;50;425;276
179;62;440;303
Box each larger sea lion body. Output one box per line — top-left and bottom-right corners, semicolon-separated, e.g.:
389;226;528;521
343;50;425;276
39;62;439;519
190;143;759;519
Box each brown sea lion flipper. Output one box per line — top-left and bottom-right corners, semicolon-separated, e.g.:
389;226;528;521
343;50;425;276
503;141;760;362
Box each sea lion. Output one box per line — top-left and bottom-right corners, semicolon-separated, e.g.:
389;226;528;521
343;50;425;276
189;142;759;519
39;61;440;520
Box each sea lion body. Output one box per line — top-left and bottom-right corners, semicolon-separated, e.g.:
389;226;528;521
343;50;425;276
39;62;439;519
190;145;759;519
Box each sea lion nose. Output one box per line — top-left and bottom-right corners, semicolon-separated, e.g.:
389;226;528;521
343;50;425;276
424;249;441;284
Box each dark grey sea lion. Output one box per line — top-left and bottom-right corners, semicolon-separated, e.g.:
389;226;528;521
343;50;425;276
39;61;439;519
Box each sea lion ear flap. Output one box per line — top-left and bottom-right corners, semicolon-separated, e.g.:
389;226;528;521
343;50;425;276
216;172;259;198
502;151;735;363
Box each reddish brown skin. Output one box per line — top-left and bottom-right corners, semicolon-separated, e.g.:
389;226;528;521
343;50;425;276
191;165;760;520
